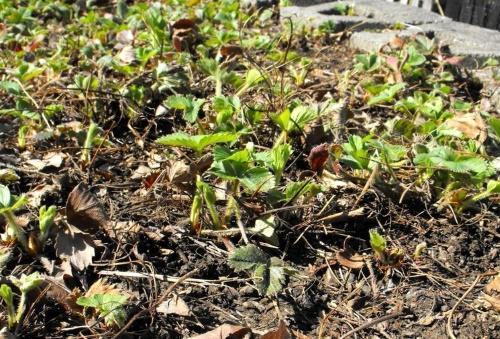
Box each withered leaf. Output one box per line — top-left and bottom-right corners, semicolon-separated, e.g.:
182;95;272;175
482;293;500;312
389;36;405;49
190;324;251;339
261;321;292;339
45;277;83;315
156;294;191;316
485;274;500;294
55;225;95;271
172;18;196;30
85;278;125;298
336;250;365;269
443;112;487;144
219;45;243;58
308;143;330;172
66;183;108;232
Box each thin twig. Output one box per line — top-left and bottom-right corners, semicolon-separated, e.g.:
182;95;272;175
339;311;404;339
445;273;495;339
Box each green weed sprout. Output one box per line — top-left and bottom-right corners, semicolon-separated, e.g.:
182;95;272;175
81;121;100;163
0;273;44;328
38;205;56;245
0;284;15;329
0;184;28;251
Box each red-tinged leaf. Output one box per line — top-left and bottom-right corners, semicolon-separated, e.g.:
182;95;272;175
308;143;330;172
219;45;243;58
261;321;292;339
143;171;160;189
172;35;183;52
172;18;196;30
190;324;251;339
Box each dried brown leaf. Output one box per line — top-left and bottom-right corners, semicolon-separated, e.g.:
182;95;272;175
172;18;196;30
261;321;292;339
443;113;487;144
190;324;251;339
85;278;124;298
156;294;191;316
308;143;330;172
55;225;95;271
336;250;365;269
485;274;500;294
389;36;405;49
66;183;108;233
482;293;500;312
45;277;83;315
26;152;65;171
219;45;243;58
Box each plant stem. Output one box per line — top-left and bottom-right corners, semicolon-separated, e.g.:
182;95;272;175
4;211;27;251
275;130;287;146
15;292;27;324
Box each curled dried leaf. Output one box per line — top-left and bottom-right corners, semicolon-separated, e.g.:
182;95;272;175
219;45;243;58
190;324;251;339
308;143;330;172
336;250;365;269
66;183;108;233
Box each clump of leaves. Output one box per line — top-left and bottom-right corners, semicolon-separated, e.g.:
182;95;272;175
228;244;296;295
160;95;205;124
156;132;239;155
369;230;404;267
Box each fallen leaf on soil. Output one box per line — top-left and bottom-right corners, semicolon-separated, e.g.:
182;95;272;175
190;324;251;339
85;278;124;297
389;36;405;49
66;183;108;233
111;221;142;240
55;225;95;271
261;321;292;339
308;143;330;172
26;152;65;170
482;293;500;312
336;249;365;269
171;18;197;52
45;277;83;315
117;45;136;64
219;45;243;58
157;294;191;316
485;273;500;294
167;160;192;184
131;165;152;180
443;112;487;144
39;256;73;278
27;184;59;207
116;29;134;45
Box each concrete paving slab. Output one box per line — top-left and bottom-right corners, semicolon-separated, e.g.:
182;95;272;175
281;0;500;68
